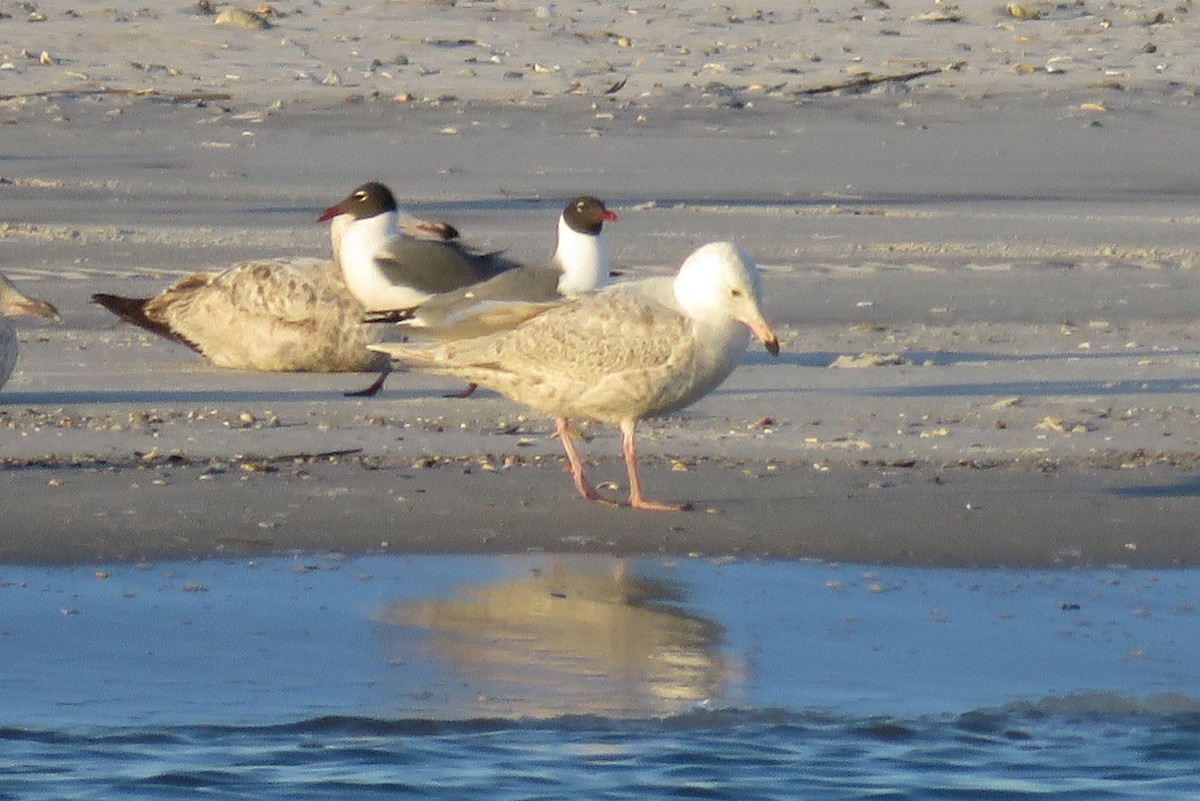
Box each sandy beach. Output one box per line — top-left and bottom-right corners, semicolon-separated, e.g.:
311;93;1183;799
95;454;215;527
4;0;1200;567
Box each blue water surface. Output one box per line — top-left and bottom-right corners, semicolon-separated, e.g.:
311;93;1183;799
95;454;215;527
1;555;1198;799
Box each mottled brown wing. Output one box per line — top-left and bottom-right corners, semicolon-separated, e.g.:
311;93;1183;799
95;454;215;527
202;259;349;324
442;289;689;380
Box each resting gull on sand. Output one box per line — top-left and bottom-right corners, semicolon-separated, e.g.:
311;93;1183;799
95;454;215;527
350;195;617;398
379;196;618;336
318;181;517;313
89;188;459;372
91;258;384;372
370;241;779;511
1;273;59;391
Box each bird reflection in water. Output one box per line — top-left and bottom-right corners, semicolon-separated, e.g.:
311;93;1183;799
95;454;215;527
376;557;729;718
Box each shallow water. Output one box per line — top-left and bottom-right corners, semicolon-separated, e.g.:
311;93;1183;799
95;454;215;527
1;555;1198;799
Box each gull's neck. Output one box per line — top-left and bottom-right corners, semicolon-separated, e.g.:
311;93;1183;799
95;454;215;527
553;214;610;297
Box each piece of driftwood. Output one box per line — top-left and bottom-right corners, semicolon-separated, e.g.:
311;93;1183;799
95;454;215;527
795;61;964;95
252;448;365;464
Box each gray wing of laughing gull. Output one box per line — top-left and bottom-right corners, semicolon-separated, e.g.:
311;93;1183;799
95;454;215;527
386;265;567;339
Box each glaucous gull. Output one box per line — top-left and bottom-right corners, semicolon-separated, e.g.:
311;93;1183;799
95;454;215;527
1;273;59;391
370;240;779;511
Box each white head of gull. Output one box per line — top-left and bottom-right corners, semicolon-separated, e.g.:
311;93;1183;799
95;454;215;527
370;240;779;510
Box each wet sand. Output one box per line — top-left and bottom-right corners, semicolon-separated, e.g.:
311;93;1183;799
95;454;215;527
4;1;1200;567
4;456;1200;567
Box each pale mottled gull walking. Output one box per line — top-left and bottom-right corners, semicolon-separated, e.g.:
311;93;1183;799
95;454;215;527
1;273;59;391
370;241;779;511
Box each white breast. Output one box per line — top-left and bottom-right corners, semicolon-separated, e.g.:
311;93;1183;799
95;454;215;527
553;216;610;297
334;212;430;310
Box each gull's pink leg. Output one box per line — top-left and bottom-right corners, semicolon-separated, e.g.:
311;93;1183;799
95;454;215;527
621;420;690;512
556;417;615;505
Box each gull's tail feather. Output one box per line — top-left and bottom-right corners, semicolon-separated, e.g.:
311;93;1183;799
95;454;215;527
91;292;199;351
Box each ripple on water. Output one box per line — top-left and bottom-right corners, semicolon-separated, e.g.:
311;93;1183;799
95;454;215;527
3;707;1200;800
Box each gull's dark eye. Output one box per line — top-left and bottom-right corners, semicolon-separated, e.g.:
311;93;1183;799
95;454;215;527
576;201;587;211
354;191;368;202
731;288;744;298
